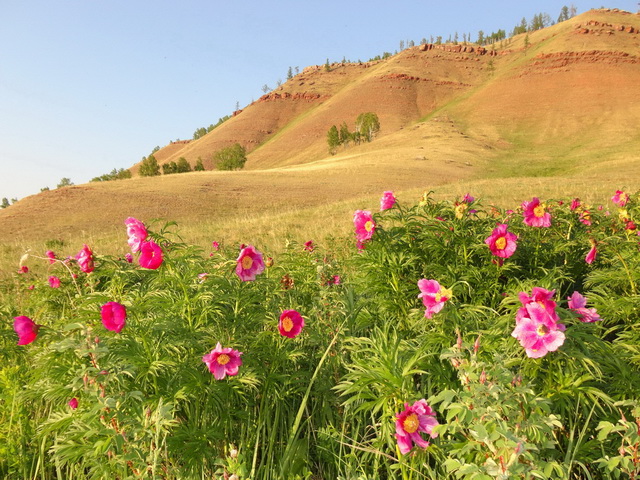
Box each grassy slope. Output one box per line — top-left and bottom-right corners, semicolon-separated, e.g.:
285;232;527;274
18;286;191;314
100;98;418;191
1;8;639;271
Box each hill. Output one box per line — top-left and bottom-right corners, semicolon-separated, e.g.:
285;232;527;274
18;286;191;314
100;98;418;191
1;8;640;251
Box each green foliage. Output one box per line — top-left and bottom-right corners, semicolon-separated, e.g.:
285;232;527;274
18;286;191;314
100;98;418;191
194;157;205;171
214;143;247;171
327;125;340;154
355;112;380;142
91;168;132;182
1;197;9;209
56;178;74;188
139;155;160;177
176;157;191;173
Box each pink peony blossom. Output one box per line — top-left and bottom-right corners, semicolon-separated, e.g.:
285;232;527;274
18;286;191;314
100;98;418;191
522;197;551;227
100;302;127;333
212;241;220;251
380;191;397;211
278;309;305;338
202;343;243;380
304;240;315;252
485;223;517;258
353;210;375;244
395;399;439;455
518;287;561;324
45;250;56;264
332;275;341;285
75;244;95;273
567;291;602;323
139;241;163;269
124;217;148;253
48;276;61;288
570;198;581;211
611;190;629;207
18;266;29;274
68;398;78;409
511;302;565;358
585;242;597;264
462;193;475;204
579;210;592;226
418;279;452;319
235;245;265;281
13;316;39;345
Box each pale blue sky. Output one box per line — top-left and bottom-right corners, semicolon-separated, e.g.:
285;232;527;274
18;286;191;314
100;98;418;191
1;1;637;201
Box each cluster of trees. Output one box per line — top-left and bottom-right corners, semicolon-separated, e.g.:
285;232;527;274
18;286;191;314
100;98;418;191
162;158;193;175
327;113;380;154
193;115;231;140
91;168;132;182
213;143;247;171
1;197;17;208
139;155;206;177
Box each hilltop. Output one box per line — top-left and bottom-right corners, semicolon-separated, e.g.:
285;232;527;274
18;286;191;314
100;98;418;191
1;8;640;248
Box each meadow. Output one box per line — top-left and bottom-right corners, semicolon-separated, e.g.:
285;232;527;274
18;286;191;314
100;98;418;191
2;187;639;479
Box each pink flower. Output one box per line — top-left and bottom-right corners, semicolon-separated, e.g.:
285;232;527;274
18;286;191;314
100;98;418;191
48;276;61;288
198;272;209;283
124;217;148;253
13;316;39;345
380;191;397;211
570;198;581;211
75;244;95;273
462;193;475;203
68;398;78;410
18;265;29;274
235;245;265;281
485;223;517;258
585;242;597;264
124;253;133;263
579;210;592;226
212;241;220;251
332;275;341;285
278;309;305;338
611;190;629;207
518;287;560;324
202;343;243;380
567;291;602;323
511;303;565;358
522;197;551;227
46;250;56;264
353;210;375;244
100;302;127;333
395;399;439;455
418;279;452;319
304;240;315;252
139;241;163;269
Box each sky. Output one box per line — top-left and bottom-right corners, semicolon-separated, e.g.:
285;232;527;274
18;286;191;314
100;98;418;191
1;1;638;202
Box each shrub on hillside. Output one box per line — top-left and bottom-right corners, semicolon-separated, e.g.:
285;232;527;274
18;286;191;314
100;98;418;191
213;143;247;171
91;168;132;182
139;155;160;177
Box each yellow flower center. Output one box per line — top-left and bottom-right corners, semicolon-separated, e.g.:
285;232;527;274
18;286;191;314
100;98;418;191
495;237;507;250
533;205;546;218
536;324;550;336
217;354;230;365
434;287;452;303
403;413;420;434
455;204;467;219
282;316;293;332
241;256;253;270
364;220;374;232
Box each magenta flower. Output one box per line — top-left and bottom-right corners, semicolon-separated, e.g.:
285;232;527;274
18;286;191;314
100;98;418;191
18;265;29;274
124;217;148;253
124;253;133;263
380;191;397;211
235;245;265;281
48;276;61;288
395;399;439;455
579;210;592;226
418;279;452;319
13;316;39;345
462;193;475;203
518;287;560;324
512;303;565;358
485;223;517;259
75;244;95;273
45;250;56;264
278;309;305;338
212;241;220;251
353;210;375;244
611;190;629;207
570;198;581;211
139;241;163;269
567;291;602;323
522;197;551;227
68;398;78;410
202;343;243;380
585;242;597;264
100;302;127;333
332;275;341;285
304;240;315;252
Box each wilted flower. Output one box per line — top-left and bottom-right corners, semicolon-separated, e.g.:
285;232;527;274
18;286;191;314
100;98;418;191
512;302;565;358
278;309;305;338
353;210;375;244
75;244;95;273
68;398;78;410
236;245;265;281
567;291;602;323
13;316;39;345
380;191;397;211
579;209;592;226
124;217;148;253
124;253;133;263
485;223;517;258
100;302;127;333
48;276;61;288
522;197;551;227
139;241;163;269
45;250;56;264
418;279;452;319
198;273;209;283
611;190;629;207
585;240;597;264
395;399;439;455
202;343;243;380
